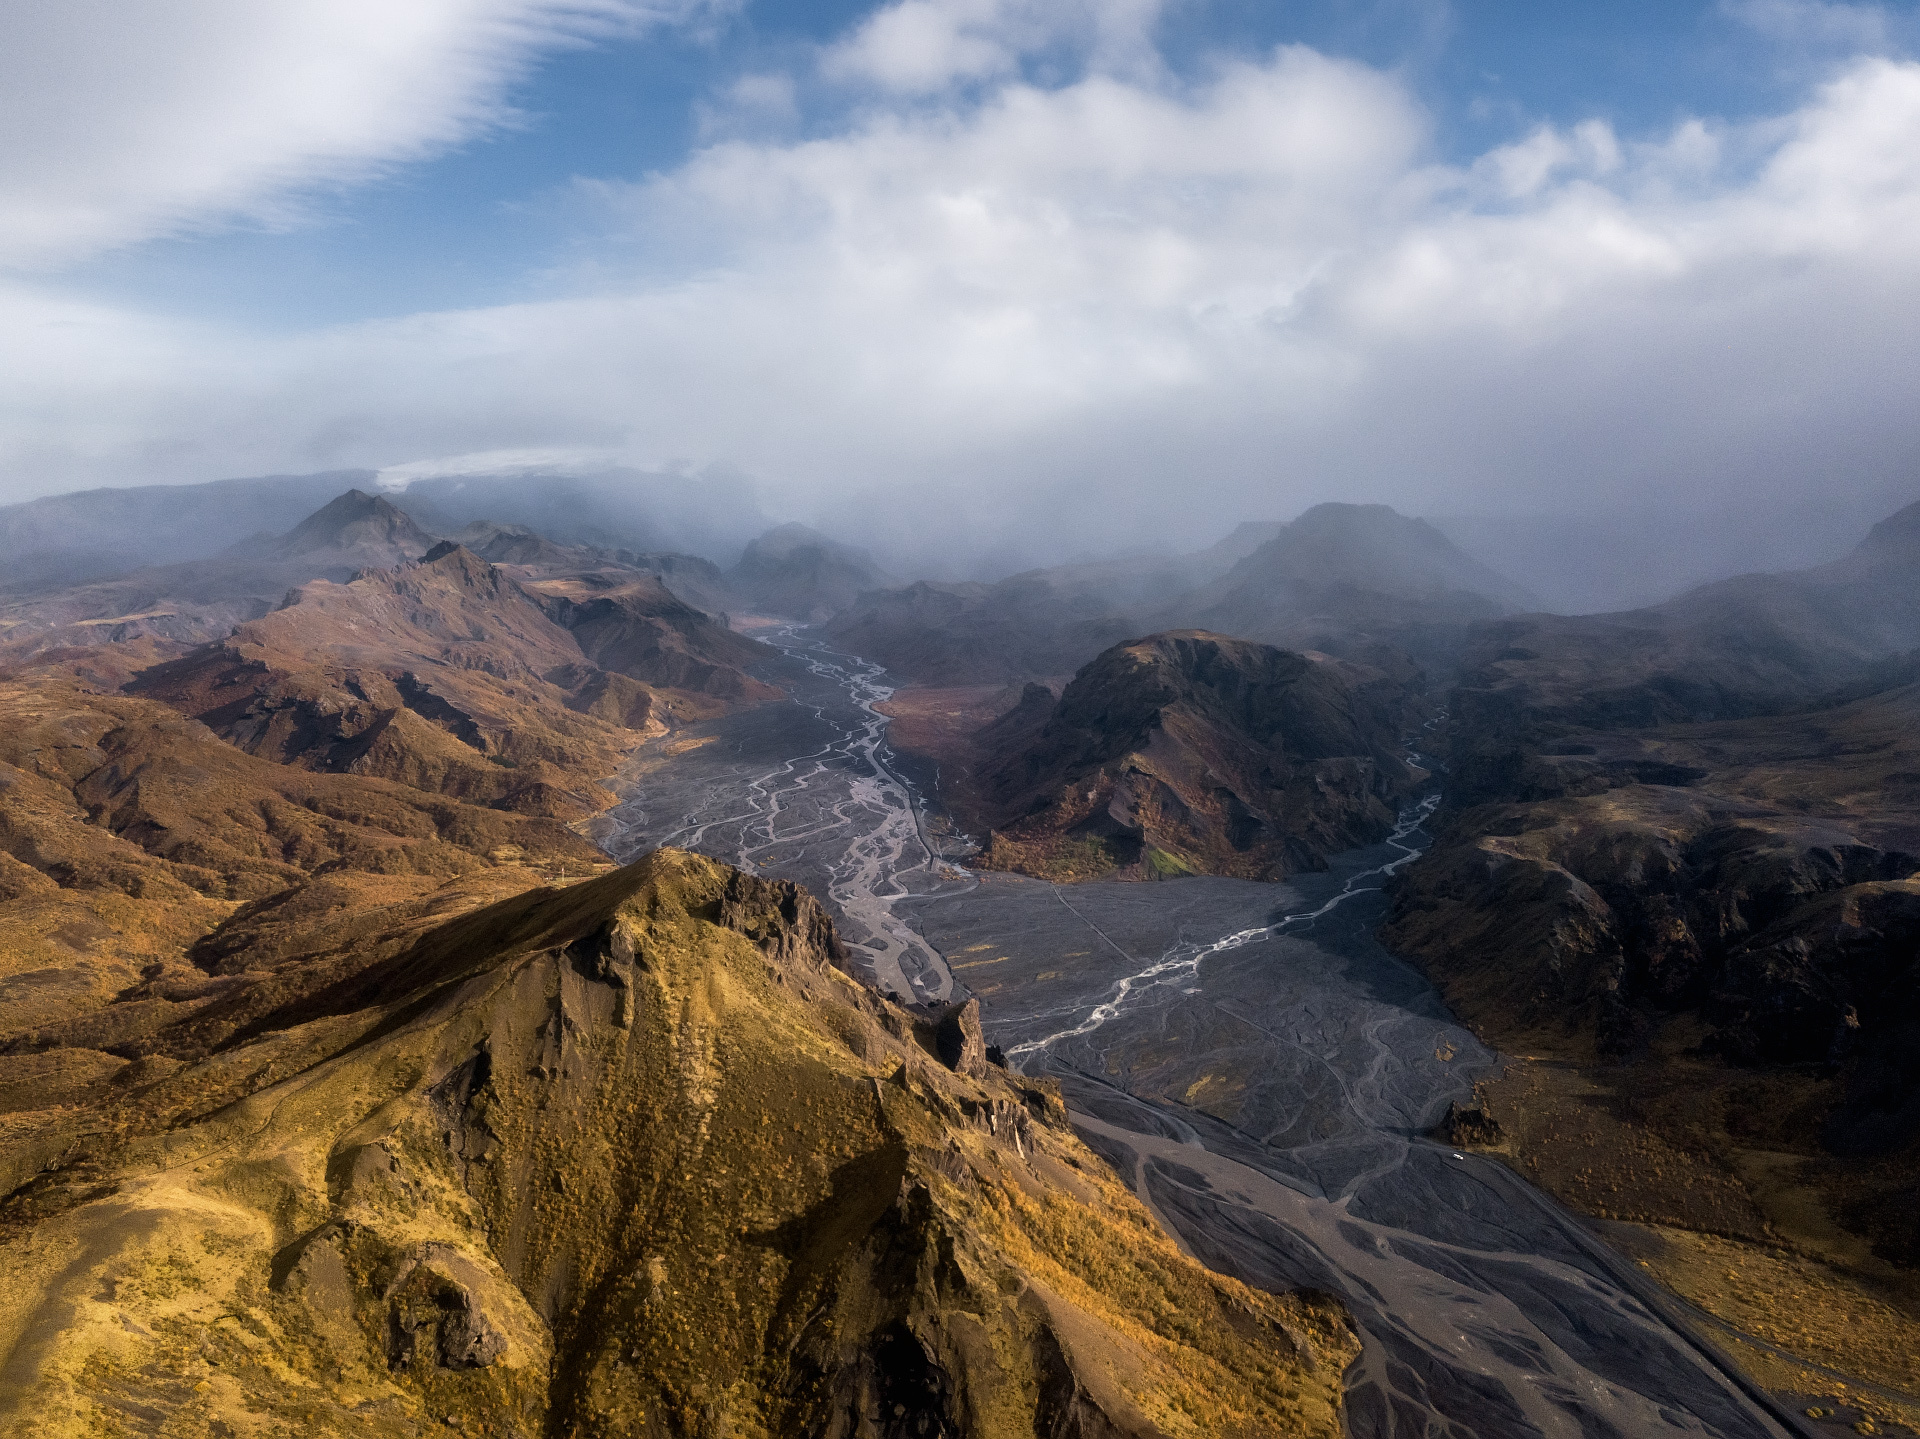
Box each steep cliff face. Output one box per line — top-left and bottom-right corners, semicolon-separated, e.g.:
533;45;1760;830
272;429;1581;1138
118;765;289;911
0;849;1354;1438
1395;670;1920;1050
972;632;1423;883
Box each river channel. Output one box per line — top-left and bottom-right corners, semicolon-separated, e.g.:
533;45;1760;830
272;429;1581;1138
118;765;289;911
592;628;1809;1439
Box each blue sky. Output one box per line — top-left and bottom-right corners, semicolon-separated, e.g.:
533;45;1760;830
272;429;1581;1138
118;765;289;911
2;0;1919;574
57;1;1914;326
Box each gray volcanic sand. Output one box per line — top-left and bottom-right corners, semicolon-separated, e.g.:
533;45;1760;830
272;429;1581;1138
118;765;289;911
597;629;1807;1439
593;626;962;1002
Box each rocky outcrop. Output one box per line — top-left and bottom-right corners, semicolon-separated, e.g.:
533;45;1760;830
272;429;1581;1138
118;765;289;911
933;998;990;1080
0;848;1355;1437
1437;1100;1504;1148
973;631;1424;882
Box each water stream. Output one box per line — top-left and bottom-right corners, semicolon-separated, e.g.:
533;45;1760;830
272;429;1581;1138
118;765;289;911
595;628;1807;1439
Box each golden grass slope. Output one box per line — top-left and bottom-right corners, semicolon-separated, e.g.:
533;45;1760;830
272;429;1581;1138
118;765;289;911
0;849;1354;1438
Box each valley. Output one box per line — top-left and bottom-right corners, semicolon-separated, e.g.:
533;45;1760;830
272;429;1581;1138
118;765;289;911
0;475;1916;1436
599;626;1820;1438
11;12;1920;1436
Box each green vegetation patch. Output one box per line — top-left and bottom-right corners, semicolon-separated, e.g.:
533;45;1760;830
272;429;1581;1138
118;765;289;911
1143;847;1196;880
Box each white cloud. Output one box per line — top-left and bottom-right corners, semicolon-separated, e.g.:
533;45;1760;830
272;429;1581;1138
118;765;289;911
697;72;801;139
821;0;1167;94
375;447;623;490
1722;0;1895;52
0;0;729;269
2;18;1920;575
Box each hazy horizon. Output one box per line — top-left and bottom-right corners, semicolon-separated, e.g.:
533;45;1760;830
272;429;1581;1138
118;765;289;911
3;4;1920;587
5;2;1920;609
2;458;1902;616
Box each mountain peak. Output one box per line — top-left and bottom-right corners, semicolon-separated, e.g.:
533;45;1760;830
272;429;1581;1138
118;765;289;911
972;628;1421;883
1235;502;1539;609
730;523;892;620
268;488;438;563
1853;497;1920;558
738;521;874;565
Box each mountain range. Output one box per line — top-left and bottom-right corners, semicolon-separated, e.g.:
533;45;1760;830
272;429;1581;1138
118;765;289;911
824;503;1537;687
5;472;1920;1432
0;486;1357;1437
1367;503;1920;1301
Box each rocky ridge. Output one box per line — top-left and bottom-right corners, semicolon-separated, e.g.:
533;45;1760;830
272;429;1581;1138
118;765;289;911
125;539;778;821
0;848;1353;1437
0;491;759;689
968;631;1424;883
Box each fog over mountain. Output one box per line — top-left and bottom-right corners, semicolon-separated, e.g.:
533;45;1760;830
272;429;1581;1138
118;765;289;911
5;4;1920;580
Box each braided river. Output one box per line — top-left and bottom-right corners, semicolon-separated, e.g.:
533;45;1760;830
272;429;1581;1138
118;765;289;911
592;628;1810;1439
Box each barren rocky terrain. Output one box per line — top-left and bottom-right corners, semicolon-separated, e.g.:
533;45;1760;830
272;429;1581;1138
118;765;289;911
961;630;1427;883
5;477;1920;1435
0;497;1358;1437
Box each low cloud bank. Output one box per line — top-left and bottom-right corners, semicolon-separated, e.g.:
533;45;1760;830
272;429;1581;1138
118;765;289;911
2;2;1917;583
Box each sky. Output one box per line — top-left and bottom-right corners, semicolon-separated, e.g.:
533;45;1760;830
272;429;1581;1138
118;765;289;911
4;0;1920;576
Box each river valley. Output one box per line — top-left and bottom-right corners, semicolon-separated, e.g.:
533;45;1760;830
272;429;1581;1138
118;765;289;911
593;628;1812;1439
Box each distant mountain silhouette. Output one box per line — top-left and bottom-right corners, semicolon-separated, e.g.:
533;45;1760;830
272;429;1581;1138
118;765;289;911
0;471;375;592
382;468;769;563
0;491;754;686
1210;503;1539;609
1175;504;1538;669
827;503;1537;685
257;488;439;566
1452;494;1920;763
728;522;894;621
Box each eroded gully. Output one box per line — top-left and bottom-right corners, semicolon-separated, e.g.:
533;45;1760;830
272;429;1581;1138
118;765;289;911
590;627;1809;1439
